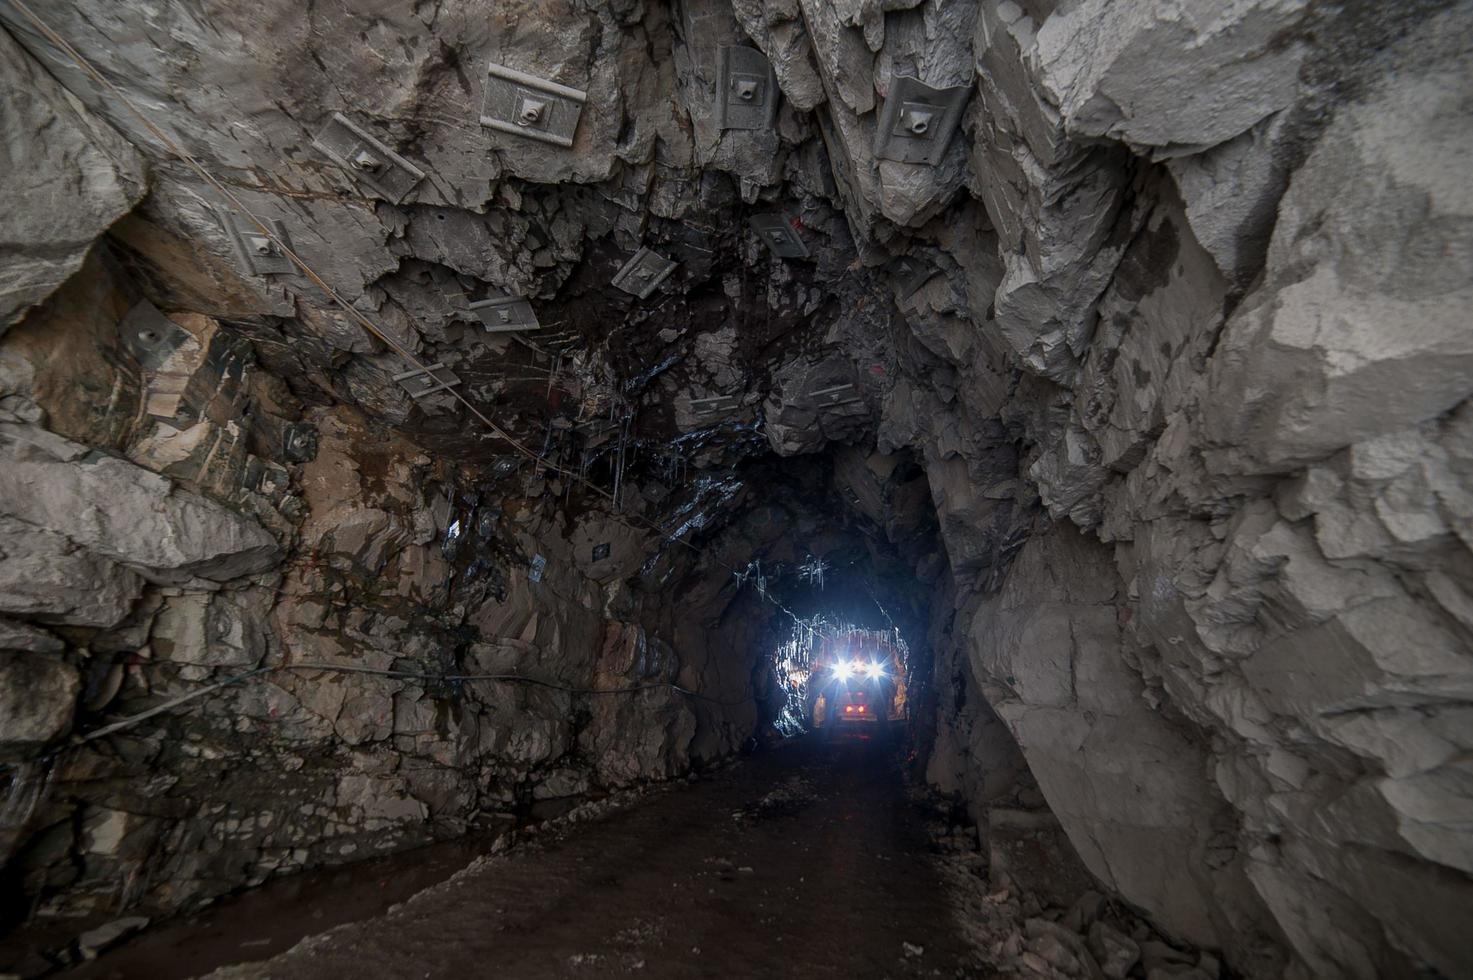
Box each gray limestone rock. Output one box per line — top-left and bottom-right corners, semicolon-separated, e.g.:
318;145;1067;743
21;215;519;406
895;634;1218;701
0;423;280;582
0;516;145;628
1166;113;1291;284
969;524;1277;957
970;0;1134;380
0;617;64;653
0;651;80;750
0;24;146;331
1074;188;1229;476
77;916;150;960
799;0;878;115
1088;921;1140;980
1202;16;1473;471
1033;0;1309;156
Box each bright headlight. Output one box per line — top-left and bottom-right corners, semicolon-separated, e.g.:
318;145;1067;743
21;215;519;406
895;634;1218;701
833;661;854;681
865;662;885;680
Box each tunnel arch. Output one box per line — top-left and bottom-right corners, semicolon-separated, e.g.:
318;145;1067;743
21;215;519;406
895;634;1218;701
0;0;1470;976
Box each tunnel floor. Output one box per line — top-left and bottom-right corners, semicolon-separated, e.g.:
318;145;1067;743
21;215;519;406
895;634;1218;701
82;731;979;979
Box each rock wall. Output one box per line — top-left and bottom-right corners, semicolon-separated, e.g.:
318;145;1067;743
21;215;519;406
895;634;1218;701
0;21;146;331
0;249;764;925
904;5;1473;978
0;0;1470;976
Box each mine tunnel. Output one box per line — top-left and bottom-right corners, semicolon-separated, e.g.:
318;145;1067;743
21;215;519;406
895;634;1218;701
0;0;1470;977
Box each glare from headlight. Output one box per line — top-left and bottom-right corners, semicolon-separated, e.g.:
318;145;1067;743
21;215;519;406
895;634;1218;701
865;662;885;680
833;661;854;681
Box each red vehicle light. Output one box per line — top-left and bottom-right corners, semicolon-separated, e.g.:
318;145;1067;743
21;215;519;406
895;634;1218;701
857;706;865;713
844;705;854;713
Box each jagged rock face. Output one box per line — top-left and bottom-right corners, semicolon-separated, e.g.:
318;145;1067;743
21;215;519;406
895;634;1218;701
1;1;1470;977
0;24;146;330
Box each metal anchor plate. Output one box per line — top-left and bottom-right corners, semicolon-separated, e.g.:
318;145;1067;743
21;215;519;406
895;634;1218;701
612;247;678;299
481;63;587;148
468;296;540;333
691;394;741;417
120;300;192;370
750;214;810;259
874;76;972;165
591;542;611;562
392;362;461;399
807;383;863;409
528;553;547;583
312;112;426;204
282;422;319;463
217;209;296;276
716;46;778;132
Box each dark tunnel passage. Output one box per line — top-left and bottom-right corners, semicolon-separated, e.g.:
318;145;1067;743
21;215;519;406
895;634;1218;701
2;0;1472;977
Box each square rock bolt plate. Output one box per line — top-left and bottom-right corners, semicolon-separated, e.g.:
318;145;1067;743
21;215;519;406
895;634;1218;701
716;45;778;132
312;112;426;204
392;362;461;400
528;553;548;583
282;423;319;463
874;76;972;166
808;383;862;409
750;214;810;259
481;63;587;148
119;300;192;370
217;210;296;276
468;296;540;333
691;394;741;418
612;247;678;299
592;542;611;562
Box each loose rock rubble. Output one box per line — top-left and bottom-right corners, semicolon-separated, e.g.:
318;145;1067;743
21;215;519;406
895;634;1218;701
732;774;818;823
925;802;1221;980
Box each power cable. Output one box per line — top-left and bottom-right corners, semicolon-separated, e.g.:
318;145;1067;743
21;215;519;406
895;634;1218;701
77;667;275;743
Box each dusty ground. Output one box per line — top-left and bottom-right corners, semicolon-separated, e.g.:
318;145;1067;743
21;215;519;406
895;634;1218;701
43;727;1219;980
199;729;978;979
139;728;981;979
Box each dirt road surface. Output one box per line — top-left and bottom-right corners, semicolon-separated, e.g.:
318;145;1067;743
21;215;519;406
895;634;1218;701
154;731;981;979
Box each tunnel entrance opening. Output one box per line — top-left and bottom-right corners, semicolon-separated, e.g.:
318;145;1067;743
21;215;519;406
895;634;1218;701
766;619;911;737
807;626;908;730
